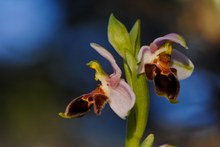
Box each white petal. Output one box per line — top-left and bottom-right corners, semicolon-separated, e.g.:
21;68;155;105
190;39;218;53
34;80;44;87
108;80;135;119
90;43;121;76
170;49;194;80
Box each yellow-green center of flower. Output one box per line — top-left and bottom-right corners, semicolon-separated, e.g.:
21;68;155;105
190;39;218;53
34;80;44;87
87;60;108;81
87;60;111;96
154;42;173;75
164;41;172;55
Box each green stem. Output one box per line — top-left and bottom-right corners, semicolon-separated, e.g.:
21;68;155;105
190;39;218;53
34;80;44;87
124;62;150;147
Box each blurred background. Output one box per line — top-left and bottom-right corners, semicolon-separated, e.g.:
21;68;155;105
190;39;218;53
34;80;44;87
0;0;220;146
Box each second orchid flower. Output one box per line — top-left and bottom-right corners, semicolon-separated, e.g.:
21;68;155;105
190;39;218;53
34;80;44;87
59;43;135;119
138;33;194;103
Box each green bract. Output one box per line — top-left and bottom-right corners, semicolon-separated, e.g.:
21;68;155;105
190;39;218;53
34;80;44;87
108;14;141;60
108;14;132;58
129;19;141;59
125;50;137;75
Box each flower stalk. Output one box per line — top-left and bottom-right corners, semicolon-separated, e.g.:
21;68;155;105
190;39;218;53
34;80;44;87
125;66;150;147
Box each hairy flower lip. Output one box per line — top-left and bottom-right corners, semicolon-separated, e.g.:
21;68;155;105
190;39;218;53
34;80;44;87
59;86;109;118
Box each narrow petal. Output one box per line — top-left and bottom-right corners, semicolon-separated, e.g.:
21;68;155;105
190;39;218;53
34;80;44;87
151;33;188;52
170;49;194;80
108;80;135;119
90;43;122;76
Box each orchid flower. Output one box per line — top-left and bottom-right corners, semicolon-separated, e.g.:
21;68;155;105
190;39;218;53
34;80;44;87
138;33;194;103
59;43;135;119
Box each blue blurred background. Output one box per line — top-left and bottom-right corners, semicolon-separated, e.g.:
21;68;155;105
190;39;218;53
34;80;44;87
0;0;220;146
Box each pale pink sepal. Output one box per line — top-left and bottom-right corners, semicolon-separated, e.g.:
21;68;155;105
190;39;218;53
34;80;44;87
151;33;188;52
108;80;136;119
137;45;152;74
171;49;194;80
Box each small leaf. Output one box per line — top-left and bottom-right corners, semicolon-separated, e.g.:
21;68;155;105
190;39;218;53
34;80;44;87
125;50;137;75
108;14;132;58
140;134;154;147
129;19;141;58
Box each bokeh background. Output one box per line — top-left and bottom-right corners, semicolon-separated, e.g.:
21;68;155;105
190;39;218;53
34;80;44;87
0;0;220;147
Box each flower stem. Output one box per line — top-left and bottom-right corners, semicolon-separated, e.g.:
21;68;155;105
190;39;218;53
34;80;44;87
124;62;150;147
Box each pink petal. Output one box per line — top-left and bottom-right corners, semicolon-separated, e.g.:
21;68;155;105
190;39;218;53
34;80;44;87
90;43;122;85
137;45;152;73
170;49;194;80
90;43;121;75
138;45;150;62
149;42;158;53
108;73;121;88
151;33;188;52
108;80;135;119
